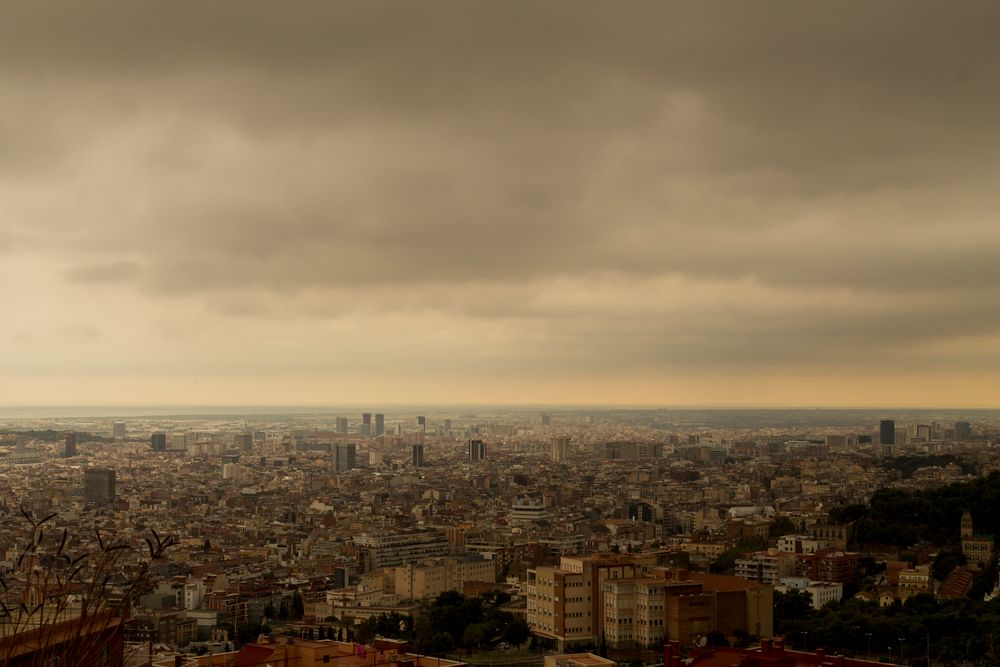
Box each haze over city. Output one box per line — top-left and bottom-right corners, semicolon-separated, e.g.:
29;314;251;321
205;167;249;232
6;5;1000;664
2;1;999;408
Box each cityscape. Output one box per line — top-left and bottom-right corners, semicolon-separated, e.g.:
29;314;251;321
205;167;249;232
2;408;1000;665
3;2;1000;666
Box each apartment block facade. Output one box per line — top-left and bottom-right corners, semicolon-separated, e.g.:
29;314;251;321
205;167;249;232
527;555;772;650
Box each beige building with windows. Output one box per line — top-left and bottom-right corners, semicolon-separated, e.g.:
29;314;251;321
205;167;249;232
734;550;797;585
392;555;496;600
528;555;772;650
897;564;932;600
601;570;772;648
527;554;656;649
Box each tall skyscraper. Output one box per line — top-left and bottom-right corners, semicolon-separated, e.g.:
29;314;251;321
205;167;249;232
112;421;126;439
412;443;425;467
540;413;551;426
879;419;895;457
551;436;569;462
151;432;167;452
879;420;895;445
417;415;426;433
63;432;77;458
374;413;385;437
468;439;486;461
83;468;116;505
334;443;357;473
360;413;372;437
336;417;349;434
235;432;253;452
955;421;972;440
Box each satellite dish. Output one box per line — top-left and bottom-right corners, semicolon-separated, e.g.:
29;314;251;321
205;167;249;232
697;636;708;647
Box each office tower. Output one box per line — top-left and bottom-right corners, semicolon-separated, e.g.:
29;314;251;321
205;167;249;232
374;413;385;437
336;417;349;434
550;436;569;462
334;443;357;473
222;462;240;480
443;418;451;433
417;416;426;433
235;432;253;453
879;419;895;445
83;468;116;505
955;421;972;440
63;432;77;458
878;419;895;457
360;413;372;437
151;432;167;452
112;421;126;439
540;413;551;426
468;439;486;461
412;443;425;467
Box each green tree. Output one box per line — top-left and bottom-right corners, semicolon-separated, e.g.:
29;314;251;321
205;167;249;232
773;590;815;635
712;536;766;573
501;618;530;647
463;622;490;650
932;548;967;581
770;516;797;538
291;591;305;620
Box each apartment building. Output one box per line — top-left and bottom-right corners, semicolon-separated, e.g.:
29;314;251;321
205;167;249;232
774;576;843;610
527;554;656;649
354;530;451;572
897;564;932;600
734;550;796;585
601;569;773;648
528;555;772;650
393;555;496;600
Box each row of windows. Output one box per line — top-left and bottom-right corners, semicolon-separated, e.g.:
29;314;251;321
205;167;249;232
635;618;664;626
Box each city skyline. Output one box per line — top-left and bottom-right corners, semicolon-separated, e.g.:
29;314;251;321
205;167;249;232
2;2;999;408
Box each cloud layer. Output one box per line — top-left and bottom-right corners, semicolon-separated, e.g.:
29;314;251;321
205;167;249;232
2;2;999;406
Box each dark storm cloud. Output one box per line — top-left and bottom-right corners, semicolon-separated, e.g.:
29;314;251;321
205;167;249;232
2;1;999;398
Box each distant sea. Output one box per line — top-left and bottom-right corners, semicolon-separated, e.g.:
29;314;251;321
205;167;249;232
1;405;999;429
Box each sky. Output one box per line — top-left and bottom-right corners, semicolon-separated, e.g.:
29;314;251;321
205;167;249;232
2;2;999;408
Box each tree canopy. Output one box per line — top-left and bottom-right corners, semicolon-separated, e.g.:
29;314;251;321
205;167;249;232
354;592;525;656
830;471;1000;549
774;590;1000;665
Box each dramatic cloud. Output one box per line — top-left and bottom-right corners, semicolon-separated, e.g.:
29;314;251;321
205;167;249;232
1;1;999;406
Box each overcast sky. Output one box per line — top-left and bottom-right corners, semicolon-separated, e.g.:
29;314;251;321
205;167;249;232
2;2;999;407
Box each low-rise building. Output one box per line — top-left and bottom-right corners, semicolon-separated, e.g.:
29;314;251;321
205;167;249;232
393;555;496;600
